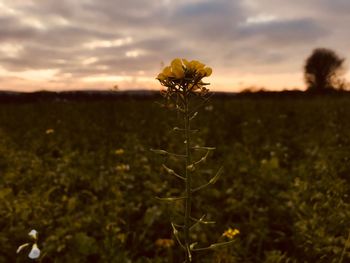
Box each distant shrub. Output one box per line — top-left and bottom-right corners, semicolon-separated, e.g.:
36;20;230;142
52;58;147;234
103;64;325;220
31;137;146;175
304;48;346;92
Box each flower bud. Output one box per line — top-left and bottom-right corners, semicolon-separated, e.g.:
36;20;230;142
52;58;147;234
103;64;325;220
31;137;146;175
187;164;195;172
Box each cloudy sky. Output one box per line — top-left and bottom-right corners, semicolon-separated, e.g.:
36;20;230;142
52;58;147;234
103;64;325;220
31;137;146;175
0;0;349;92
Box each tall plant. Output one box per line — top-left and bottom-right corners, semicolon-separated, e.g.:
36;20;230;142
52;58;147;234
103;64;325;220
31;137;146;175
153;58;237;262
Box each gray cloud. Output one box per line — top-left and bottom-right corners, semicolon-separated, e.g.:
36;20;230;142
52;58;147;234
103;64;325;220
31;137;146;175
0;16;39;41
238;18;328;45
0;0;348;90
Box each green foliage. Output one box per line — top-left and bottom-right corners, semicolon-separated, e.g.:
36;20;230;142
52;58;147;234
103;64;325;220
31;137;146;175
1;96;350;262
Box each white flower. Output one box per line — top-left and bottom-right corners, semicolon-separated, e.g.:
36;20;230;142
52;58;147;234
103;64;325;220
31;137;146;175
28;229;38;240
17;229;41;260
28;243;40;259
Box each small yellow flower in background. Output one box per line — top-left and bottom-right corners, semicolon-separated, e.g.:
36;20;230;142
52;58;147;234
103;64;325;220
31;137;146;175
115;164;130;172
205;105;214;111
155;238;174;249
45;128;54;134
222;228;240;240
114;148;125;155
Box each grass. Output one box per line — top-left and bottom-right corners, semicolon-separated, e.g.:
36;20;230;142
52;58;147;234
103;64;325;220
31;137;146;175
1;94;350;262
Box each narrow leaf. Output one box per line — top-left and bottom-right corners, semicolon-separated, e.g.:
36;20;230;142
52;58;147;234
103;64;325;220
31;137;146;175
190;215;206;230
209;166;223;184
190;242;198;250
192;146;216;151
16;243;30;254
187;245;192;261
209;240;235;249
190;112;198;120
150;149;168;155
190;215;215;225
150;149;186;158
156;196;186;201
162;164;185;180
192;167;223;192
193;151;210;166
173;127;199;133
191;240;235;251
171;223;185;249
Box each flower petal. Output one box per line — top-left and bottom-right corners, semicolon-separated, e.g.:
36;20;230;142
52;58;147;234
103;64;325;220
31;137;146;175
172;66;185;79
182;58;190;67
16;243;30;254
204;67;212;77
171;58;182;68
28;229;38;240
191;60;205;70
157;73;166;81
162;66;173;77
28;244;40;259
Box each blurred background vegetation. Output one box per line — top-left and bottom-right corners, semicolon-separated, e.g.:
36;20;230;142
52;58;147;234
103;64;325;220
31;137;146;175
1;93;350;262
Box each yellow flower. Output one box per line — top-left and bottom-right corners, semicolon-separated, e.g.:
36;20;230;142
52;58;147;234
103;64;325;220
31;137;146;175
189;60;205;71
162;66;173;77
157;73;166;81
182;58;190;67
222;228;240;239
197;67;212;77
204;67;212;77
45;129;54;134
116;164;130;172
156;58;212;86
170;58;185;79
114;149;124;155
171;58;182;68
198;68;206;77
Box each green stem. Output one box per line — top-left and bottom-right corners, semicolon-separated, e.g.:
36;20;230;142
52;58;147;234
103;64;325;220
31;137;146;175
184;92;192;262
338;230;350;263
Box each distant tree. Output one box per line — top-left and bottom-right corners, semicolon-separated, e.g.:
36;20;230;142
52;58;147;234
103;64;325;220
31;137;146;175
304;48;345;92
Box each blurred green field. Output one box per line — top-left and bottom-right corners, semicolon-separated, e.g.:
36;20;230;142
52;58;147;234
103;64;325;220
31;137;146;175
1;95;350;262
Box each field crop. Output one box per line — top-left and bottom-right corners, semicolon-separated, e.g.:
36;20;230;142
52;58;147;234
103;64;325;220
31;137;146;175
1;94;350;262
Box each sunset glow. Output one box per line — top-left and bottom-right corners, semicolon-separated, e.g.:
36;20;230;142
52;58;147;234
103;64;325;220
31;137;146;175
0;0;349;92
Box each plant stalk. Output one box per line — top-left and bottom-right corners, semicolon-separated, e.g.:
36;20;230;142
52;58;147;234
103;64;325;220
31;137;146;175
184;92;192;262
338;230;350;263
